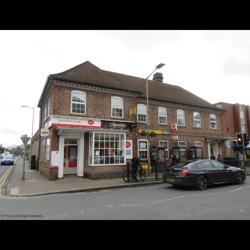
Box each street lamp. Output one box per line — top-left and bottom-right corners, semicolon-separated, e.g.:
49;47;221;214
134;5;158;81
146;63;165;165
20;134;30;181
21;105;35;169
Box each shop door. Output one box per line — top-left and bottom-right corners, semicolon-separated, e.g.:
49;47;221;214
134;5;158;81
64;138;78;174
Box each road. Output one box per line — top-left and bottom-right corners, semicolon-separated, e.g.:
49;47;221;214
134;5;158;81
1;176;250;220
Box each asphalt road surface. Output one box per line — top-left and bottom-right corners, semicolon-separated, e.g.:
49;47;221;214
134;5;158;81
1;176;250;220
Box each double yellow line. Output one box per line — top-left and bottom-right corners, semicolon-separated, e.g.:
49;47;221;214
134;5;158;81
0;166;14;189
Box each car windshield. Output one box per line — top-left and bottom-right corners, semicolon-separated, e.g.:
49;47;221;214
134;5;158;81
4;156;13;159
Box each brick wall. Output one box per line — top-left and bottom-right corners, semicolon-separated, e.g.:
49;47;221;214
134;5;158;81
217;103;236;137
52;85;136;121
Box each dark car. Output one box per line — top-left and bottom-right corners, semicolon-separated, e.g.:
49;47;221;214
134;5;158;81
1;155;14;165
163;159;245;190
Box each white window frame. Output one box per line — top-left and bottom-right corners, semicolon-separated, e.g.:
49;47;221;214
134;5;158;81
193;111;201;128
138;139;148;160
177;109;185;127
195;141;203;147
71;90;86;115
158;140;169;160
158;140;168;148
111;96;124;118
89;132;126;166
158;107;167;125
137;104;147;123
210;113;217;129
178;141;187;147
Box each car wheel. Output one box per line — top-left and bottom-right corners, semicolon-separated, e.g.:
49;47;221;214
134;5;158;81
236;172;245;184
196;175;208;190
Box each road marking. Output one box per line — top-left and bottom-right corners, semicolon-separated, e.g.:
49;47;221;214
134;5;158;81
106;205;114;208
10;187;19;195
228;187;243;194
152;195;185;204
0;166;14;187
190;192;225;197
121;203;139;207
25;179;37;183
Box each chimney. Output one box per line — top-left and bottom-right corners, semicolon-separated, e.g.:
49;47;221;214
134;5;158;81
153;72;163;82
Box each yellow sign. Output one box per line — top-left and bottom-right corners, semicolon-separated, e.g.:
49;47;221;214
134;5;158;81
139;129;162;135
129;107;137;116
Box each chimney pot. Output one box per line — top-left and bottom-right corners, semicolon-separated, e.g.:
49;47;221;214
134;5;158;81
153;72;163;82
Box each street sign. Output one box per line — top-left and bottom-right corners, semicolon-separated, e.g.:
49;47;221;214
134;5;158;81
41;128;49;137
20;134;30;145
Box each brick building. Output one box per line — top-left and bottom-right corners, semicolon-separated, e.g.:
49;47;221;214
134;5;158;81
215;102;250;158
35;61;225;180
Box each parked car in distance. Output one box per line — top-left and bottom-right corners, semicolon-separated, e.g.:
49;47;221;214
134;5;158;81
1;155;14;165
163;159;246;190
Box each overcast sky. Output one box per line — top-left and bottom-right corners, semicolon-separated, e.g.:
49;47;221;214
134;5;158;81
1;30;250;148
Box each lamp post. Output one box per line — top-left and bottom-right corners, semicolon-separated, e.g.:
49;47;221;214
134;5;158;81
20;134;30;181
146;63;165;165
21;105;35;169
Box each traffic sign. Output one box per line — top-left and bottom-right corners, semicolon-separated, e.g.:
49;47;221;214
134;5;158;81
20;134;30;145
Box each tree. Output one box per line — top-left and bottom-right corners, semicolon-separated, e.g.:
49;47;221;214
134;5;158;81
0;144;5;154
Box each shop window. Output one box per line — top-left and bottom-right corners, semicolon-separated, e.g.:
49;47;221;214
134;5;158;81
158;107;167;125
111;96;124;118
89;132;125;165
71;91;86;114
137;104;147;123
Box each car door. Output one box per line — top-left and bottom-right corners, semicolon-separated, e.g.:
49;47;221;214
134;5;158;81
210;160;231;183
196;160;221;184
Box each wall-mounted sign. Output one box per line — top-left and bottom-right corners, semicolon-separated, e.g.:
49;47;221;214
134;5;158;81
125;140;133;159
41;128;49;137
171;123;178;131
51;151;59;168
101;121;129;130
48;115;101;129
139;129;169;135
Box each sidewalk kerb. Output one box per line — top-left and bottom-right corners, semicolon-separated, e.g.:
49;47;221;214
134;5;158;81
6;180;163;197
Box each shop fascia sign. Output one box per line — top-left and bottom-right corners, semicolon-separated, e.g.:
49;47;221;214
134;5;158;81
46;115;101;128
101;121;128;129
139;129;169;135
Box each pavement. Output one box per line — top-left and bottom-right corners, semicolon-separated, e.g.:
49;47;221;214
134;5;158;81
0;157;162;197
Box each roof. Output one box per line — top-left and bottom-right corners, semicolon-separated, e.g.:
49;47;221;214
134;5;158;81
45;61;222;111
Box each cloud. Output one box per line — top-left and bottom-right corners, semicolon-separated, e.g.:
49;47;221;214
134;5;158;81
222;57;250;76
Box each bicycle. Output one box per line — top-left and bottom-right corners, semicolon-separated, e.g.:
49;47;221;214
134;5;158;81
122;163;146;183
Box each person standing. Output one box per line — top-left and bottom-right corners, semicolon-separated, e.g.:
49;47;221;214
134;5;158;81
217;154;222;162
210;154;215;160
132;156;140;181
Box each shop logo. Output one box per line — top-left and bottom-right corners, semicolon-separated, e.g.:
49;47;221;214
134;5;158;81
88;120;94;125
126;141;132;148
